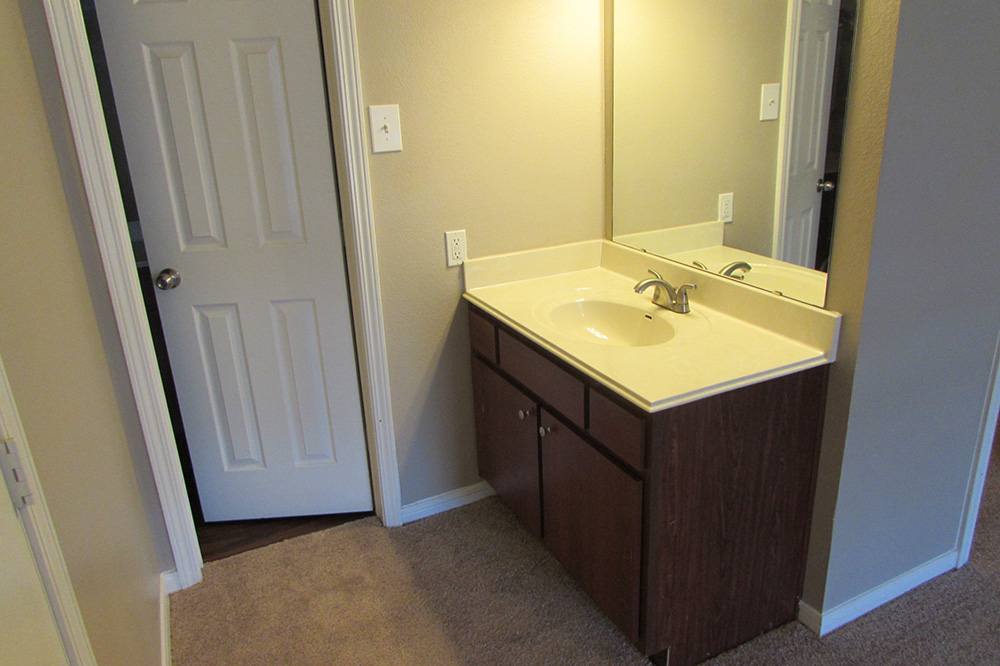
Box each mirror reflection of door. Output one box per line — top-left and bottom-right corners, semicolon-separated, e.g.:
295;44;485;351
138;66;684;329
611;0;858;307
777;0;857;272
81;0;374;523
814;1;858;272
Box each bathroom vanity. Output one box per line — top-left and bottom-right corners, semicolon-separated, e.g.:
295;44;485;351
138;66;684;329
463;241;840;666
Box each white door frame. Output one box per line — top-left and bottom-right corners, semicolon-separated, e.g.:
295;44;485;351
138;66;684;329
0;352;97;665
772;0;803;263
956;326;1000;565
39;0;400;591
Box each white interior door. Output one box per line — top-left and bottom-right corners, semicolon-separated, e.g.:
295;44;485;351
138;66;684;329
94;0;372;521
778;0;841;268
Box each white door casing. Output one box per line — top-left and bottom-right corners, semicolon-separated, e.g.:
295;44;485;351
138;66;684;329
0;353;96;665
40;0;400;589
774;0;841;268
93;0;372;521
0;448;71;666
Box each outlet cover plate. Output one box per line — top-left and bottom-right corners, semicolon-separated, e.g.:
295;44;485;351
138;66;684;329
718;193;734;223
445;230;467;267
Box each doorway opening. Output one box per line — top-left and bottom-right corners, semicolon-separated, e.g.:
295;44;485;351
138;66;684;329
814;0;857;272
79;0;371;561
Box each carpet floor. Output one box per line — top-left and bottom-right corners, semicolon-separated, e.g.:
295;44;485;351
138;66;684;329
171;448;999;665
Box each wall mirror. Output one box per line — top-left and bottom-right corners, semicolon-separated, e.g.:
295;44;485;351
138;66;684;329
610;0;858;307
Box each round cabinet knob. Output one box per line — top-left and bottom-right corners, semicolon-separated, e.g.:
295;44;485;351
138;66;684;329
538;425;552;438
518;408;533;421
816;179;836;193
155;268;181;291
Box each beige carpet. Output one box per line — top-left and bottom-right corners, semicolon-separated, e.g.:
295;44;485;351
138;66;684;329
172;446;1000;665
170;497;650;665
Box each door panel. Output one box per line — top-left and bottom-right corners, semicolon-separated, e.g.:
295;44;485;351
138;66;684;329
540;410;643;644
95;0;372;520
780;0;841;268
471;358;542;537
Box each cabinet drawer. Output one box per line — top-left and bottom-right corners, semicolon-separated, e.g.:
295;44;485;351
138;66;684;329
499;330;584;427
469;309;497;363
589;389;646;471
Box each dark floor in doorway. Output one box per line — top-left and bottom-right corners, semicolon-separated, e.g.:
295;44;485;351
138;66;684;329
195;511;372;562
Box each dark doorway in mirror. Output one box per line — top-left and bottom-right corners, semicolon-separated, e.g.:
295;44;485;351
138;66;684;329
816;0;858;272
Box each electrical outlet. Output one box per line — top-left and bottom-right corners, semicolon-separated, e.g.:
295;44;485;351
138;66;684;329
718;193;734;223
445;230;467;267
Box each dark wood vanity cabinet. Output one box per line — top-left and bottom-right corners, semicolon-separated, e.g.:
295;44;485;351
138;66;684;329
468;304;828;666
471;357;542;537
540;409;643;643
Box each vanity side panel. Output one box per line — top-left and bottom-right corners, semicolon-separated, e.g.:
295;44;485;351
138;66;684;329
644;367;828;664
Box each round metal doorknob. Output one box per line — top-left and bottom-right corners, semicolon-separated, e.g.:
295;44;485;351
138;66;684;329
518;408;533;421
816;179;836;193
155;268;181;291
538;425;552;438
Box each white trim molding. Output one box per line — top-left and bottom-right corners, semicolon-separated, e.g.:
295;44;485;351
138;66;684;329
797;550;959;636
40;0;202;589
319;0;402;527
160;573;172;666
161;570;182;595
956;326;1000;566
0;354;97;666
771;0;801;263
401;482;496;525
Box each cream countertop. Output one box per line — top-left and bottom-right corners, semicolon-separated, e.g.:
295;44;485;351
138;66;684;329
463;240;841;412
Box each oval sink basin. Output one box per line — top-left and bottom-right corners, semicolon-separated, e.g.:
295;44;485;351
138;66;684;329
548;299;675;347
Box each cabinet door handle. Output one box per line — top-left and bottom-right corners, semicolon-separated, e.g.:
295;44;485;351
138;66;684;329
518;408;533;421
538;425;552;438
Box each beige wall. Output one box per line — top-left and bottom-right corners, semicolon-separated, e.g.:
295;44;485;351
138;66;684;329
353;0;605;504
801;0;899;607
0;3;163;664
613;0;786;255
17;0;175;573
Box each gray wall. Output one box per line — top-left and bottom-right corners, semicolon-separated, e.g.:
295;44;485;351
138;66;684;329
808;0;1000;611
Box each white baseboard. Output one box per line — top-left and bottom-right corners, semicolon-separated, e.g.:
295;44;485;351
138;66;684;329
400;481;495;524
796;599;824;634
160;572;172;666
798;549;959;635
161;569;182;595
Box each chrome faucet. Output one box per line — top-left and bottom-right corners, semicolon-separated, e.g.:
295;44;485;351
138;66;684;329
720;261;752;279
634;269;696;314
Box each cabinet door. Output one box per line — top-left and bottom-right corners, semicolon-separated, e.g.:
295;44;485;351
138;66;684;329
472;358;541;536
541;410;643;643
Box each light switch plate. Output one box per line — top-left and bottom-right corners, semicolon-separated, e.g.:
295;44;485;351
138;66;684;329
760;84;781;121
369;104;402;153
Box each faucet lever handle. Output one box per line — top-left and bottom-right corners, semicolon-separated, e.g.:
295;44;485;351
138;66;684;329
647;268;663;280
